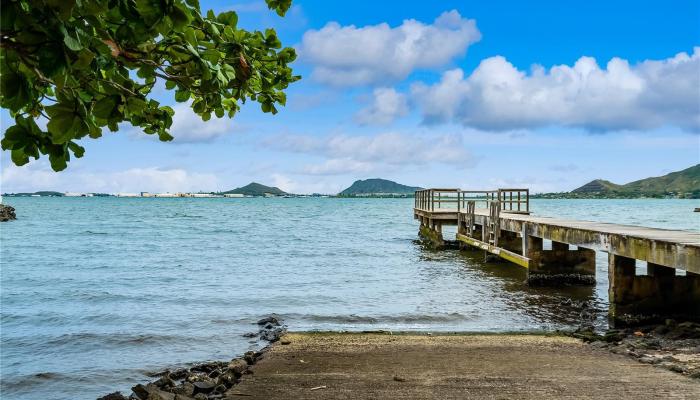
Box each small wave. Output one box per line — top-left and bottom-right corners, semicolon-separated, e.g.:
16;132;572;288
83;230;109;235
3;332;187;351
286;312;470;325
168;213;204;219
0;371;70;392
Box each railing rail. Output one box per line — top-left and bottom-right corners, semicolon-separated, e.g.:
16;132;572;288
415;188;529;214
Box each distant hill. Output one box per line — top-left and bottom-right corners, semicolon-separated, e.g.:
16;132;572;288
339;178;422;196
539;164;700;199
221;182;287;196
572;179;621;193
3;191;65;197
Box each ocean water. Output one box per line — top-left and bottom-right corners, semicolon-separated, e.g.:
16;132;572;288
1;197;698;399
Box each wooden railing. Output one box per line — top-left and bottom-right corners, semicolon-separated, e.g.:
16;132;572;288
415;188;529;214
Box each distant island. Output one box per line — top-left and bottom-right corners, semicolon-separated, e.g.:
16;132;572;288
337;178;422;197
220;182;288;197
534;164;700;199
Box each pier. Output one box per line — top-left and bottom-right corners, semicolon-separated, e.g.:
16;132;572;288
414;189;700;321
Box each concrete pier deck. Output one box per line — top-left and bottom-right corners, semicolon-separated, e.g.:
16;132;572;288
414;207;700;272
227;332;700;399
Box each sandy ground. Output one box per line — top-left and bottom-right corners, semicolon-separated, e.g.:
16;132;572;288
226;332;700;400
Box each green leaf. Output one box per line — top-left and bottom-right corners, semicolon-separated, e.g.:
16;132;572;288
202;48;220;63
47;111;82;144
11;148;30;166
60;25;83;51
93;96;120;119
68;142;85;158
175;90;191;102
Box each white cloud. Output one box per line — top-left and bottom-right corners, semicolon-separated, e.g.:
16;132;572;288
298;10;481;86
301;158;379;175
355;88;409;125
411;48;700;132
264;131;475;175
168;103;235;142
1;161;218;194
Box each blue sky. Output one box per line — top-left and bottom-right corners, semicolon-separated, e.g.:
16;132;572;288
2;0;699;194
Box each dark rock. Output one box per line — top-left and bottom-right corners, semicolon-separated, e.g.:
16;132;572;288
216;372;236;388
668;321;700;340
214;384;227;394
207;369;221;379
194;394;208;400
260;326;286;342
639;338;662;350
243;351;257;365
171;382;194;396
192;381;216;395
190;362;224;374
0;204;16;222
227;359;248;375
257;316;280;326
154;375;176;388
603;330;625;343
97;392;129;400
169;368;189;380
132;383;188;400
241;332;257;338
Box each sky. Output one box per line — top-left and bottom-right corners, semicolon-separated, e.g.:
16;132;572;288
1;0;699;194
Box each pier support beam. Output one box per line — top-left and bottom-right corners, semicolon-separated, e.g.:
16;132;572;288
498;231;522;253
608;254;700;323
526;237;596;285
419;219;445;249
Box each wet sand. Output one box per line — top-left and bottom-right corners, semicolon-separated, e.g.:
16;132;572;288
227;332;700;399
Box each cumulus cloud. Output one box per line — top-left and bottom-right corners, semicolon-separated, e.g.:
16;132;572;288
1;161;218;194
301;158;379;175
298;10;481;86
264;131;474;175
168;103;235;142
411;48;700;132
355;88;409;125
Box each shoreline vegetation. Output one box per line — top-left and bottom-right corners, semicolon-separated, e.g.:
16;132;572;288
99;319;700;400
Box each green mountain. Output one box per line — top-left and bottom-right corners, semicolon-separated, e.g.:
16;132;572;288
339;178;422;196
562;164;700;198
221;182;287;196
572;179;622;193
3;191;65;197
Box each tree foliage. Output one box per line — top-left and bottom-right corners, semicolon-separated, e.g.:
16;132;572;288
0;0;299;171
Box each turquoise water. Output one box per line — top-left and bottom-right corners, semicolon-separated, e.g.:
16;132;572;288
1;197;698;399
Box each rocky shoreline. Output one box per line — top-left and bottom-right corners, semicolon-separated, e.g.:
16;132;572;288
0;204;16;221
573;319;700;379
98;316;287;400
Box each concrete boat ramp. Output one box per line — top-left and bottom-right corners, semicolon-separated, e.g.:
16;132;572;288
227;332;700;399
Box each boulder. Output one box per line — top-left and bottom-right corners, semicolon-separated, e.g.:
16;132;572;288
132;383;195;400
257;316;280;326
260;326;286;342
227;358;248;375
0;204;16;222
97;392;129;400
192;380;216;395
